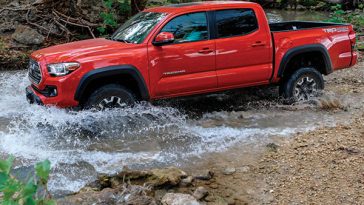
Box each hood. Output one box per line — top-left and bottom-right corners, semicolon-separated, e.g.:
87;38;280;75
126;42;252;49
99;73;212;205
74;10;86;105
31;38;140;63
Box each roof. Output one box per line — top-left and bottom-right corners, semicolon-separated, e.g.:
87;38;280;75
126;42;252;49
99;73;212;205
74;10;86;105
145;1;258;14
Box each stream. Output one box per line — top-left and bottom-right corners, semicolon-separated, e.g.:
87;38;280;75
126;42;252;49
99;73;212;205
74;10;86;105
0;10;352;196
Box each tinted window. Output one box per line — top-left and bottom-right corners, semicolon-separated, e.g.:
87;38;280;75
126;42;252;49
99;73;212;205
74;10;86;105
215;9;258;38
160;12;208;43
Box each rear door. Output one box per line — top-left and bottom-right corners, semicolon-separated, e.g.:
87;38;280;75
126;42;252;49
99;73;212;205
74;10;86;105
214;8;272;88
148;12;217;98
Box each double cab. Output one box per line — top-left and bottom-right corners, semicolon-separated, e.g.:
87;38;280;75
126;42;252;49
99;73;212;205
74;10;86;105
26;1;358;109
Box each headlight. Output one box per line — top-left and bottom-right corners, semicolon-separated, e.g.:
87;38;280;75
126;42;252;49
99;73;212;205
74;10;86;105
47;62;80;76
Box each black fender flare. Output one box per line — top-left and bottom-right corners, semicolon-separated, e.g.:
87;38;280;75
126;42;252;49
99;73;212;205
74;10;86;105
74;65;149;102
277;44;333;78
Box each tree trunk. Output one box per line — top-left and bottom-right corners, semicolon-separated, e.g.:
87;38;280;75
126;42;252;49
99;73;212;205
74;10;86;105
131;0;148;15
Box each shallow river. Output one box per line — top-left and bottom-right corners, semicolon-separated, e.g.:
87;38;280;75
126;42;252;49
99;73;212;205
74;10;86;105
0;10;347;196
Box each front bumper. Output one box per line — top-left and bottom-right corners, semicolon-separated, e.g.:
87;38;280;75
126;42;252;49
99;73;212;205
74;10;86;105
26;86;43;105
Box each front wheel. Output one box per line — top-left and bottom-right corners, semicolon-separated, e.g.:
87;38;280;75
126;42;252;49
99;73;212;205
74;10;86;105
84;84;136;110
279;67;324;104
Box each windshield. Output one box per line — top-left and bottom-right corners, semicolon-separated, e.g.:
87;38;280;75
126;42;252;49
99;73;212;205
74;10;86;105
111;12;167;44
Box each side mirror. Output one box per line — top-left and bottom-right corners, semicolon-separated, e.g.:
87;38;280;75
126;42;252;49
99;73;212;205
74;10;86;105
153;32;175;46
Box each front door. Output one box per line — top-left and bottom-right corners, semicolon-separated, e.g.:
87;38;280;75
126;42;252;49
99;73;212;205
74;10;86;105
148;12;216;98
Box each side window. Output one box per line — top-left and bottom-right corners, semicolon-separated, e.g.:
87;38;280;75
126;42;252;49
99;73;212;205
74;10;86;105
160;12;208;43
215;9;258;38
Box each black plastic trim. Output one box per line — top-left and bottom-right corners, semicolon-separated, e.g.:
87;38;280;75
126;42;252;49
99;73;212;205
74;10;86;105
74;65;149;102
270;21;349;33
26;86;43;105
277;44;333;78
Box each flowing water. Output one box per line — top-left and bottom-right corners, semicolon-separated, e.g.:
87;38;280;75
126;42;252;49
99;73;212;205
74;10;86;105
0;10;351;196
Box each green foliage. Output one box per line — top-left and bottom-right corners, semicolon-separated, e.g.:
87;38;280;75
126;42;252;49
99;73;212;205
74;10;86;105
328;4;364;32
0;157;55;205
98;0;118;35
98;0;131;35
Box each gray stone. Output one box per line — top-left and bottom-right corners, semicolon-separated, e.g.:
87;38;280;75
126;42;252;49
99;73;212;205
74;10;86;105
162;193;201;205
223;167;236;175
180;176;193;187
193;170;214;180
193;186;208;200
12;25;44;45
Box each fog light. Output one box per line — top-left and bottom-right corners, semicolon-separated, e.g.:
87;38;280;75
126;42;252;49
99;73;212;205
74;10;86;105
49;87;57;97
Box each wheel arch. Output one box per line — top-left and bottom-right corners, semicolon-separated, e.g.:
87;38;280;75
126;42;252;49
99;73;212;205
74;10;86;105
74;65;149;104
278;44;333;79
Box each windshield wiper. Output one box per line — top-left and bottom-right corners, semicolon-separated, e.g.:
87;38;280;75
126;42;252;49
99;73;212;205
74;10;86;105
110;38;132;44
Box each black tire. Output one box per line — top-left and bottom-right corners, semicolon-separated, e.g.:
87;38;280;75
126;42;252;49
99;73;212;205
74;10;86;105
84;84;136;110
279;67;324;104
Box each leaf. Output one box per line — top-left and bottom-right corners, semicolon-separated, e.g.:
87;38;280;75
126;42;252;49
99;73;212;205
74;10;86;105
2;178;21;200
35;160;51;185
21;180;37;199
24;197;36;205
104;0;114;9
0;156;14;174
97;27;106;34
36;199;56;205
2;199;19;205
0;172;9;189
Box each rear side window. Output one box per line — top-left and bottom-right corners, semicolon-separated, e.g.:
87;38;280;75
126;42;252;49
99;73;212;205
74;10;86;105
215;9;258;38
160;12;208;43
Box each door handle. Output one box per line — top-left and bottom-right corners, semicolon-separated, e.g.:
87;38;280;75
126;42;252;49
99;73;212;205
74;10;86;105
252;41;266;47
198;48;214;54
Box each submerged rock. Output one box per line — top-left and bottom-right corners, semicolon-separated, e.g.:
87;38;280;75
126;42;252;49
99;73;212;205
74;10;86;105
162;193;201;205
12;25;44;45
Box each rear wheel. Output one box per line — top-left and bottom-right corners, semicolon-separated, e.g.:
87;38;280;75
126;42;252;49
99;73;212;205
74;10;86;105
84;84;136;110
279;67;324;104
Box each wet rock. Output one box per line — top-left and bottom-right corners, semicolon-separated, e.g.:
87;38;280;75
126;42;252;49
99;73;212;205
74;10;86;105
117;184;157;205
57;188;118;205
154;189;168;201
58;184;156;205
193;186;208;200
193;170;214;180
148;167;187;187
223;167;236;175
266;143;279;152
162;193;201;205
180;176;194;187
12;25;44;45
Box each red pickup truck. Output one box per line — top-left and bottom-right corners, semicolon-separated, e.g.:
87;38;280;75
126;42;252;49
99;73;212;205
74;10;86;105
26;1;358;109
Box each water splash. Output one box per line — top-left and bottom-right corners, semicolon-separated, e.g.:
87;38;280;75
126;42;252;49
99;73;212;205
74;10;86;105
0;70;355;195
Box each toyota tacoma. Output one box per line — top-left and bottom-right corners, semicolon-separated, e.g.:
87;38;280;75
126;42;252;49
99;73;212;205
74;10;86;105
26;1;358;109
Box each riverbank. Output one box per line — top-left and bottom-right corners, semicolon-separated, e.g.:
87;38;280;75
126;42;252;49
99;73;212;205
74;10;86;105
54;62;364;204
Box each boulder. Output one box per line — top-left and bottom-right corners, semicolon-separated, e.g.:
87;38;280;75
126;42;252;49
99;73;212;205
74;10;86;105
162;193;201;205
12;25;44;45
148;167;187;186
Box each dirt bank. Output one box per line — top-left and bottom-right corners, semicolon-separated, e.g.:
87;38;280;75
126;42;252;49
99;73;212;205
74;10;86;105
185;62;364;204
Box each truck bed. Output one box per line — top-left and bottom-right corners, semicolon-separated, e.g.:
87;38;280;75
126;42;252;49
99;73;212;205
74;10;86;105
269;21;349;32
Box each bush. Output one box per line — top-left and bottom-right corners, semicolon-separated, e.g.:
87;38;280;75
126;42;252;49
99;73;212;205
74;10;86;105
0;157;55;205
328;4;364;32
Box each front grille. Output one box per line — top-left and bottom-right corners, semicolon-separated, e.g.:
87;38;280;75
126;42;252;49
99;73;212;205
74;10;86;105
28;59;42;84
